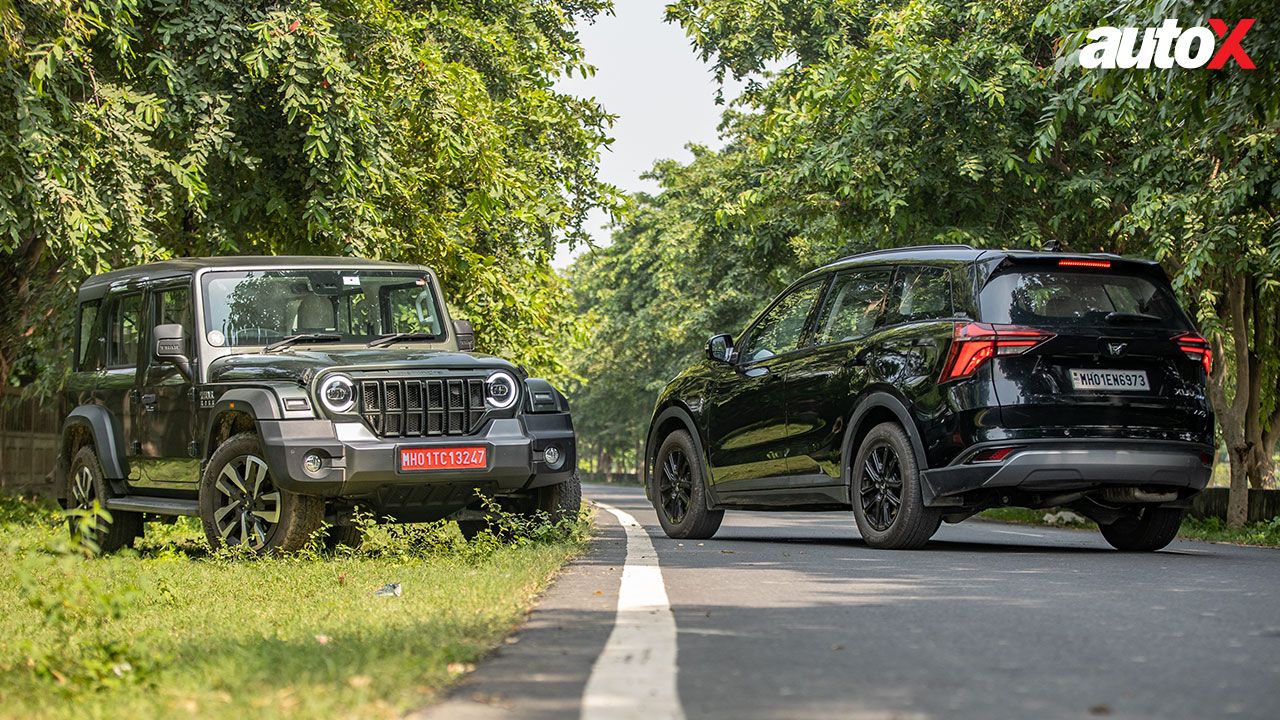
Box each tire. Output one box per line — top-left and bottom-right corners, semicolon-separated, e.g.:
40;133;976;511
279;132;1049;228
532;470;582;524
457;519;487;541
851;422;940;550
66;446;143;553
1099;506;1184;551
651;430;723;539
199;433;324;555
324;524;365;551
460;471;583;541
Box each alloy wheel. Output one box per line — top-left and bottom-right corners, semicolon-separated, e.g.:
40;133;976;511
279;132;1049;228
859;443;903;532
212;454;282;550
659;447;693;524
70;464;95;509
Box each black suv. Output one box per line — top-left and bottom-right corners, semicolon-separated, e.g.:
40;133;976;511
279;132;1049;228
59;256;578;553
644;246;1213;551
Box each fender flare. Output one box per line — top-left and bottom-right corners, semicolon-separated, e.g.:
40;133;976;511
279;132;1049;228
62;405;128;481
840;390;929;491
644;404;718;509
205;387;282;455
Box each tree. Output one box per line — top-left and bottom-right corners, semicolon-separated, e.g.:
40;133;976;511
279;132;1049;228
0;0;622;392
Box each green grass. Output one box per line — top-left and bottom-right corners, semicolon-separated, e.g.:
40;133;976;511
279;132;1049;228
978;506;1280;547
0;497;588;719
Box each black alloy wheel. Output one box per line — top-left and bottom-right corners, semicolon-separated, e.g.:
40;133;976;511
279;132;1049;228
650;430;723;540
859;443;904;532
658;446;694;525
210;453;283;550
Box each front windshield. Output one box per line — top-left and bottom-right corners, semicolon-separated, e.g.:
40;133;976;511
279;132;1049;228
201;269;443;348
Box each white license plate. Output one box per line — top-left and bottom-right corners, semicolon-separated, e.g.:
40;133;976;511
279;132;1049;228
1070;369;1150;392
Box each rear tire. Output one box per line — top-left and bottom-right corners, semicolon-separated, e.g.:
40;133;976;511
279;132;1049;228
851;422;940;550
199;433;324;555
67;446;143;553
651;430;723;539
324;524;366;550
1099;506;1183;551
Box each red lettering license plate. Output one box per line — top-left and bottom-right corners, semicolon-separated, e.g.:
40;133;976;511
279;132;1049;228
399;446;488;471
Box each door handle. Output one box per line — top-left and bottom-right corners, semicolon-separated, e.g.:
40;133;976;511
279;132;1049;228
141;393;158;404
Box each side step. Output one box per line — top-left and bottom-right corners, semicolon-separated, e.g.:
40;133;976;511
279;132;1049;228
106;496;199;517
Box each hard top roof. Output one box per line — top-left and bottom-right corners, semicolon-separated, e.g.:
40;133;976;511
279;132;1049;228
79;256;432;294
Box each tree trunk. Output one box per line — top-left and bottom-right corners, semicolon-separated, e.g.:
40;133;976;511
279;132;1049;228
1227;449;1250;527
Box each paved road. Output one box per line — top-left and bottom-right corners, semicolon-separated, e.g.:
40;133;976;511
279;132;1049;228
423;484;1280;720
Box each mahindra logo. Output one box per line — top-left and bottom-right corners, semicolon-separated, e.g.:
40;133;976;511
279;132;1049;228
1079;19;1255;70
1107;342;1128;357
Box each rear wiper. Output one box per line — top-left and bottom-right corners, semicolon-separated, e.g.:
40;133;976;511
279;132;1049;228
263;333;342;353
1105;311;1164;324
366;332;437;348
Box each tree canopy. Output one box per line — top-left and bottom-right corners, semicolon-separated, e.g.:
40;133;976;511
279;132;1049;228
570;0;1278;524
1;0;622;391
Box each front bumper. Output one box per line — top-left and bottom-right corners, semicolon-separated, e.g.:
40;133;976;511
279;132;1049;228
920;439;1212;507
257;413;576;502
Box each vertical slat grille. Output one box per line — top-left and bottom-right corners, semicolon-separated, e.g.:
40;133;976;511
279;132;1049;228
357;376;488;438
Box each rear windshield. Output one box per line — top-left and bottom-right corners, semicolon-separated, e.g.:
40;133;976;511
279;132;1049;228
979;270;1191;330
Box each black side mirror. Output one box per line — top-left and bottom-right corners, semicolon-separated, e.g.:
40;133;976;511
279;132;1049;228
453;319;476;352
153;323;192;379
706;333;734;364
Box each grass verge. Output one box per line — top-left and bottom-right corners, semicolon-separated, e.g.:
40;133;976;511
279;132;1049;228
979;506;1280;548
0;496;589;719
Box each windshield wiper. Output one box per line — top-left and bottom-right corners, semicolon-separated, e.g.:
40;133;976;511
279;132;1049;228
366;332;437;348
1105;311;1164;325
263;333;343;353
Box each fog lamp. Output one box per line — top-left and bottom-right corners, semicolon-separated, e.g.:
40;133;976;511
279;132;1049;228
303;453;324;476
544;445;563;469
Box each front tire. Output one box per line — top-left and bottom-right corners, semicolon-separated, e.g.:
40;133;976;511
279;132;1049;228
1099;506;1183;551
851;422;940;550
66;446;142;553
199;433;323;554
651;430;723;539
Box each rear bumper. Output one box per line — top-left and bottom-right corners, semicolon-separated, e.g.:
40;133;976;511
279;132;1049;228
920;439;1212;507
257;414;577;502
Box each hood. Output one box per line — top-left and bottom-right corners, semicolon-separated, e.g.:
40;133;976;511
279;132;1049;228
207;347;520;385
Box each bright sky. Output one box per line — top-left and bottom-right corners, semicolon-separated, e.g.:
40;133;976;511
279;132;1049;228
553;1;745;268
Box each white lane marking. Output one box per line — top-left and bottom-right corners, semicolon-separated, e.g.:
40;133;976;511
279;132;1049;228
581;502;685;720
990;529;1045;538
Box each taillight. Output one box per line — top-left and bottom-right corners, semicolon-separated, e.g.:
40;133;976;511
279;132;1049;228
1058;258;1111;269
940;322;1055;382
1174;332;1213;376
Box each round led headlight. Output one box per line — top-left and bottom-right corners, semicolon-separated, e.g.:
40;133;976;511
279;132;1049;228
485;371;519;410
319;374;355;414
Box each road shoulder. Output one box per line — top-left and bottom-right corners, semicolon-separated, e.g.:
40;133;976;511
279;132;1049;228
413;504;626;720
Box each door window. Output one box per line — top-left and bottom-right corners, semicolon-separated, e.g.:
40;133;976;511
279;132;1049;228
813;269;894;345
886;266;952;324
108;293;144;368
738;281;825;363
77;300;104;371
155;285;194;356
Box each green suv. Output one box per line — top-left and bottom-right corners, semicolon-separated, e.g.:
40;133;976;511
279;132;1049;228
58;256;578;553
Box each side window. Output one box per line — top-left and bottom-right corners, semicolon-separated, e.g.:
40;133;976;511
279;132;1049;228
155;285;194;356
108;293;144;368
813;269;894;346
77;300;103;371
738;281;825;364
886;266;952;324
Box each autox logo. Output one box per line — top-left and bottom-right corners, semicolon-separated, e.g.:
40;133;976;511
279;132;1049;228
1078;18;1256;69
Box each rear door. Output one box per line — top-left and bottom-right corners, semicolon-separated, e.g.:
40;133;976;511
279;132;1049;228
976;260;1212;442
